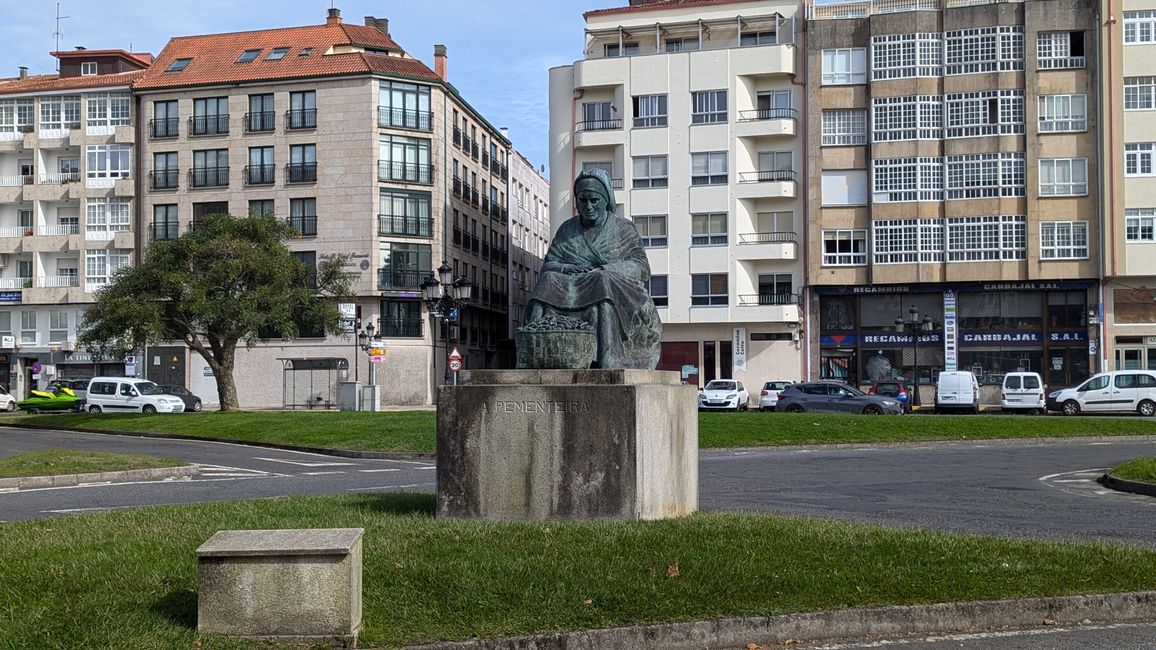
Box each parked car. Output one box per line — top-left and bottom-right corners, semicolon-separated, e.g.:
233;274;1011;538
868;379;912;413
934;371;980;414
1047;370;1156;416
0;385;16;412
48;379;88;400
157;385;203;412
776;381;903;415
758;380;793;411
698;379;750;412
1001;372;1046;414
85;377;185;414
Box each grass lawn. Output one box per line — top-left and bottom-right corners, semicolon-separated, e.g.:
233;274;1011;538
1111;457;1156;483
0;449;187;478
4;411;1156;455
4;494;1156;648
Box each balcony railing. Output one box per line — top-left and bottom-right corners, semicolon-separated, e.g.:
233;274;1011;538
39;224;80;236
490;204;507;221
378;213;433;237
0;277;32;289
149;118;179;138
738;231;799;244
245;111;275;132
287;216;318;236
190;166;230;188
189;115;230;136
378;268;424;291
287;162;317;183
0;175;30;187
244;164;275;185
39;172;80;184
452;126;462;146
461;134;472;152
452;227;463;246
807;0;1021;19
1038;56;1085;70
738;169;797;183
738;108;798;122
149;170;180;190
610;178;624;190
452;177;463;197
287;108;317;130
378;317;423;338
0;227;28;238
377;107;433;131
576;119;622;132
737;292;801;306
151;220;179;240
470;188;479;207
470;142;479;160
482;152;490;168
482;197;491;213
38;275;79;288
377;161;432;184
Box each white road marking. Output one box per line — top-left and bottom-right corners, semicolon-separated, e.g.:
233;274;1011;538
358;468;401;473
1052;478;1094;483
301;471;346;476
43;507;114;514
345;482;433;492
416;466;436;471
252;457;358;467
196;463;288;478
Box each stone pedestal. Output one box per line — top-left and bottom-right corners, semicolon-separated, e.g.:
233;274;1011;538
437;369;698;521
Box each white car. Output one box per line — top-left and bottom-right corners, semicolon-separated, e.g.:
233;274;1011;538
85;377;186;414
1047;370;1156;416
0;385;15;412
758;380;793;411
698;379;750;412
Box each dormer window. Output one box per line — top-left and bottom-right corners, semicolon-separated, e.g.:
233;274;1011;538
166;58;192;72
81;62;97;76
298;48;313;57
237;50;261;63
266;47;290;61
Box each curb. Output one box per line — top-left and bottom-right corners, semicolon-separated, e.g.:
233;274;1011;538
404;591;1156;650
1100;473;1156;498
0;464;199;490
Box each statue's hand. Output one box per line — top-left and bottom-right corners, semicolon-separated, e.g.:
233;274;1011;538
562;264;592;275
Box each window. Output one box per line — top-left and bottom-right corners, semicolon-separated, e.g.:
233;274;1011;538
604;42;638;57
871;33;943;80
1037;31;1085;69
192;149;229;187
0;99;35;134
872;95;942;141
741;30;777;46
691;90;727;124
289;144;317;182
85;144;131;181
1040;221;1089;259
1126;143;1156;176
20;310;36;344
1039;158;1088;195
379;189;432;237
579;101;616;131
753;90;792;120
1126;209;1156;242
152;100;179;138
379;242;432;290
821;48;866;84
757;274;794;303
247;94;274;132
822;109;866;145
872;157;943;202
821;170;868;206
236;49;261;63
193;202;229;227
289;90;317;129
152;152;179;189
665;37;699;52
946;215;1026;261
691;274;728;306
1040;94;1087;131
153;204;179;240
85;249;131;291
633;94;667;128
379;135;431;183
945;153;1025;199
86;92;131;129
86;198;131;237
192;97;229;135
379;80;432;130
691;151;727;185
166;58;191;72
40;96;80;131
1127;76;1156;113
380;300;422;337
299;48;313;57
81;62;97;76
289;199;318;236
873;219;945;264
632;155;668;188
945;26;1023;75
49;311;69;344
691;213;727;245
249;199;274;217
266;47;289;61
634;215;667;247
1125;11;1156;44
822;230;867;266
944;90;1024;137
650;276;668;307
292;251;318;291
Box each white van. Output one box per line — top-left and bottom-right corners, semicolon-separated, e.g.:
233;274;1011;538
1001;372;1046;414
934;371;980;414
85;377;186;414
1046;370;1156;416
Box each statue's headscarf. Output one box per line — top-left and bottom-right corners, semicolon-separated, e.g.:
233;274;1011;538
574;167;616;212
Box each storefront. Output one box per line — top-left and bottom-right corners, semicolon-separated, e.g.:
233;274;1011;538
814;281;1097;389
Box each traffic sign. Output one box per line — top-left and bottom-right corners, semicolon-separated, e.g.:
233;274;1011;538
448;347;462;361
30;361;42;374
370;348;385;356
371;356;384;363
449;359;462;372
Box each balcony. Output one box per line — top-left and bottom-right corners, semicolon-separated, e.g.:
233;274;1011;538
735;231;799;261
0;277;31;289
147;170;178;191
287;215;318;237
244;164;275;186
482;196;491;214
189;115;230;136
471;142;479;161
453;126;462;147
189;166;230;188
452;177;463;197
482;152;490;168
245;111;276;133
574;119;624;148
287;162;317;183
378;317;423;338
38;224;80;236
577;119;622;132
377;161;432;184
735;292;801;323
378;268;424;291
461;134;472;153
736;169;797;199
37;275;79;288
149;118;179;139
377;106;433;131
150;220;179;240
287;109;317;130
490;204;507;221
378;213;432;237
40;172;80;185
736;108;798;138
470;188;479;207
452;227;463;247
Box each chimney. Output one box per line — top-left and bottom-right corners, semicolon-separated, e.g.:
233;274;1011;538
434;44;447;80
326;7;342;25
18;67;27;80
500;127;509;141
364;16;389;35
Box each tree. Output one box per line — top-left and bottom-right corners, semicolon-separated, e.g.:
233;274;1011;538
78;213;353;411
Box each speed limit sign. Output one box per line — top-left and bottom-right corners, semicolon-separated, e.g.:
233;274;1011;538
449;359;462;372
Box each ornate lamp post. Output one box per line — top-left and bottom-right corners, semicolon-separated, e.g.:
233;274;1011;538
356;321;377;387
422;261;474;385
895;305;933;407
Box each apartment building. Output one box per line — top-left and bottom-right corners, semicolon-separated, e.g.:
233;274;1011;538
549;0;805;387
507;149;550;335
0;49;151;398
133;8;511;407
807;0;1102;396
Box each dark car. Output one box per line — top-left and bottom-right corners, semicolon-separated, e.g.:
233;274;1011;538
776;381;904;415
157;385;202;412
868;380;912;413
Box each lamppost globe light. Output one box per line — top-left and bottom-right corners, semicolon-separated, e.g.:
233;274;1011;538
365;322;375;339
421;275;441;303
437;261;453;286
452;277;473;302
357;331;368;347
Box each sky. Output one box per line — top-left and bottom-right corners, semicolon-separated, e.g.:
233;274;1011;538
1;0;627;175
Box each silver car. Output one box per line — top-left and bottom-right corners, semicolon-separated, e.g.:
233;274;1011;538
776;381;903;415
758;380;793;411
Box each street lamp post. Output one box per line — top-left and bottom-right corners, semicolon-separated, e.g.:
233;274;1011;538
895;305;933;407
421;261;474;387
357;322;378;410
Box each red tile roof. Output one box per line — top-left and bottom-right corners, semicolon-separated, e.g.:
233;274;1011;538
134;21;437;90
585;0;774;19
0;70;146;96
52;49;155;67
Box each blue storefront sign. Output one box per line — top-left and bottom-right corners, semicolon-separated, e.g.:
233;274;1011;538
960;332;1041;344
0;291;21;303
861;333;943;345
